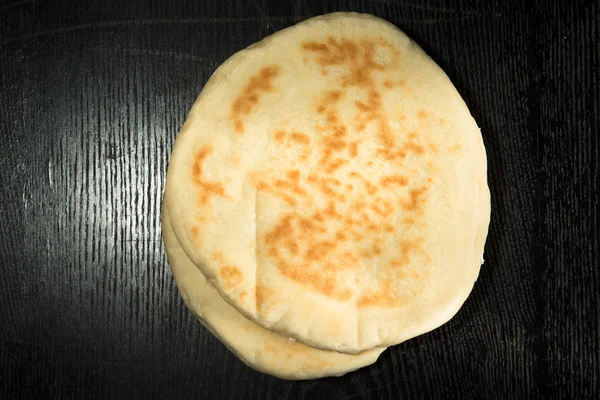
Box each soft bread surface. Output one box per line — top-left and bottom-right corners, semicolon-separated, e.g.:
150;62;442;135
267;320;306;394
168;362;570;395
165;12;490;353
162;206;385;380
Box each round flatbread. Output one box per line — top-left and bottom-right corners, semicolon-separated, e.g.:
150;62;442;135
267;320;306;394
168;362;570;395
162;205;385;380
165;12;490;353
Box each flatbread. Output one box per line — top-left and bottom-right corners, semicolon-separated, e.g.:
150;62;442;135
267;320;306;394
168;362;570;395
165;12;490;353
162;205;385;380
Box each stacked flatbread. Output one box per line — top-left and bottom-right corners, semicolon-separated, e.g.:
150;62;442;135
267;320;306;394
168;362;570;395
162;12;490;380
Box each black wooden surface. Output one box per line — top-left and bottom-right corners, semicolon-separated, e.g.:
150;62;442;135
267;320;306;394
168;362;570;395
1;0;598;398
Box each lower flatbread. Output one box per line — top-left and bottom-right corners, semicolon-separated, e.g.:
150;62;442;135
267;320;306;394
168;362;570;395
162;205;385;380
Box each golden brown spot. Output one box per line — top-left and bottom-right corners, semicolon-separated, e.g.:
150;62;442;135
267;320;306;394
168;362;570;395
391;238;425;268
426;161;439;174
383;223;395;232
220;265;243;289
274;177;309;197
404;142;426;155
238;290;247;301
371;198;394;217
298;216;326;235
402;186;429;212
324;89;343;103
351;200;367;214
211;251;224;263
371;239;383;255
257;181;269;190
304;37;368;85
325;158;347;174
234;120;244;133
302;42;329;52
417;110;429;120
312;92;353;172
313;212;325;223
428;142;440;153
364;181;378;195
230;65;281;134
314;90;345;118
307;176;337;200
325;112;339;125
190;225;200;242
301;36;398;89
274;129;286;144
349;141;359;157
286;169;300;181
319;148;333;166
450;144;463;153
380;175;409;188
256;285;276;311
254;167;314;206
357;278;398;308
264;215;294;243
324;201;343;220
192;146;232;205
377;148;406;162
384;79;394;89
336;230;348;241
305;240;335;262
439;117;446;126
324;178;342;186
266;241;354;300
339;251;359;265
366;223;381;233
354;90;399;161
322;136;346;151
276;191;295;206
290;132;311;145
285;237;300;256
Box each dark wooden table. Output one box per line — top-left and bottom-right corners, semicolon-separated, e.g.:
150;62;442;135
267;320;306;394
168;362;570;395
1;0;598;398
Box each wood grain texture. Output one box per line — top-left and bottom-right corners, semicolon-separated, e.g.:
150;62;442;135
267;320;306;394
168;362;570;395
0;0;598;398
